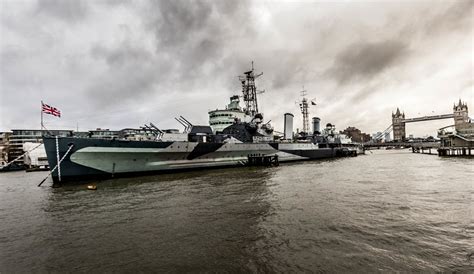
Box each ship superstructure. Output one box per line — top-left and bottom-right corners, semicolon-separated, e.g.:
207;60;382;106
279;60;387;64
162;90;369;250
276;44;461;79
43;63;363;183
208;95;250;133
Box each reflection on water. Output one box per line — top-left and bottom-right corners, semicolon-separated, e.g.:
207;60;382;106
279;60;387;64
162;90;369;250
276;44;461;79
0;150;472;272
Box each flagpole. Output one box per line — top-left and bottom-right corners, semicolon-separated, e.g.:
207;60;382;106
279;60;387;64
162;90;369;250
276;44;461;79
40;100;44;131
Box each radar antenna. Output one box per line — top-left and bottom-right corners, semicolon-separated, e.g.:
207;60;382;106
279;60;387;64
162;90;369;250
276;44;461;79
296;87;316;134
239;61;264;117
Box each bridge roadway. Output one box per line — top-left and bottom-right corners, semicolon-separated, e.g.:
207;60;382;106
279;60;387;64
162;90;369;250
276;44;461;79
402;114;454;123
364;141;440;148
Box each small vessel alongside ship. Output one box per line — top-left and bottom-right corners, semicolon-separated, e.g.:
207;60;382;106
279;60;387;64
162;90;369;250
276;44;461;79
43;64;364;183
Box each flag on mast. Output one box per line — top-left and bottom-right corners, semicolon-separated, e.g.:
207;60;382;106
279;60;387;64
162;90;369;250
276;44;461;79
42;102;61;117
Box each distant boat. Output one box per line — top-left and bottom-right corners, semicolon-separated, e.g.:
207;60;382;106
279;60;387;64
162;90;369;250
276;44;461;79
23;142;49;170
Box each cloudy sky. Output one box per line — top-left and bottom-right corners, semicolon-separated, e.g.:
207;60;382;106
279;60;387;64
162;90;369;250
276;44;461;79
0;0;472;137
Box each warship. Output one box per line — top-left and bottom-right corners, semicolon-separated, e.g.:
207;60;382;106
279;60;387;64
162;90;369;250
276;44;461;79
43;64;363;183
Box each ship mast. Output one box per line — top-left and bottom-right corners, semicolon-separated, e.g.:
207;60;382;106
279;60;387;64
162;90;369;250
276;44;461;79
299;88;310;134
239;61;263;117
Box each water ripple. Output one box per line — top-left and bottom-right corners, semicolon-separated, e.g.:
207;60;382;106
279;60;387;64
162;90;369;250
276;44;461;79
0;150;472;272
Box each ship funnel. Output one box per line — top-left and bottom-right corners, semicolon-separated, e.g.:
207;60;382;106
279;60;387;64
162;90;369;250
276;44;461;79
284;113;294;140
312;117;321;135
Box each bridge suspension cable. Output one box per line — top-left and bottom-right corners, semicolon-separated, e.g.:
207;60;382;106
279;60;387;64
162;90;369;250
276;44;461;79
367;124;393;144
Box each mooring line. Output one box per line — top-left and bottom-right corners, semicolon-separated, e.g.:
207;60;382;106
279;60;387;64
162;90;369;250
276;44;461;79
0;142;43;170
56;136;61;182
38;144;74;187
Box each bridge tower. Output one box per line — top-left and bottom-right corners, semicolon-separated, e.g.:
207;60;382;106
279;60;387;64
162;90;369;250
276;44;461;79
392;108;406;141
453;99;469;130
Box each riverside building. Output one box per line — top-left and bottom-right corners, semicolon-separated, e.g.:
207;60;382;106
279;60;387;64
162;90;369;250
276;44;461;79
7;129;72;165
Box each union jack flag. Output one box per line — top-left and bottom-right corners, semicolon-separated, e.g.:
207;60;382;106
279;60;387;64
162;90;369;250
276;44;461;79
42;102;61;117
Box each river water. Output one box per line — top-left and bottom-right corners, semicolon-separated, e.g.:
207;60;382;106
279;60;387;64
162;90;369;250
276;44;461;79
0;149;472;272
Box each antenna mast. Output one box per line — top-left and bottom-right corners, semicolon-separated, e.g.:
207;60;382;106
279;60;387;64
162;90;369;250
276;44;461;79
239;61;263;117
299;88;309;133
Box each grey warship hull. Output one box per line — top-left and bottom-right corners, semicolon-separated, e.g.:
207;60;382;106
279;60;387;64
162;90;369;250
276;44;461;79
43;137;358;183
43;63;364;183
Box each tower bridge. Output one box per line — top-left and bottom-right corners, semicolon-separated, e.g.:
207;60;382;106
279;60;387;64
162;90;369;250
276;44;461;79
391;99;469;141
370;99;470;142
368;100;472;156
401;113;454;123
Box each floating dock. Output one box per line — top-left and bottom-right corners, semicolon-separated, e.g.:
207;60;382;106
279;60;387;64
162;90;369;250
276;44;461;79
411;143;440;155
437;147;473;157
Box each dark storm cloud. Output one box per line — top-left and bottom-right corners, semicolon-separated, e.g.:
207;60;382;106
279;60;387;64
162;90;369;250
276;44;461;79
394;0;473;43
151;1;213;48
143;0;253;74
148;0;249;48
90;43;153;68
350;83;384;104
422;0;473;35
327;40;408;85
81;0;253;107
85;64;159;106
268;56;315;91
1;0;471;135
35;0;89;22
87;42;160;105
324;0;472;105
